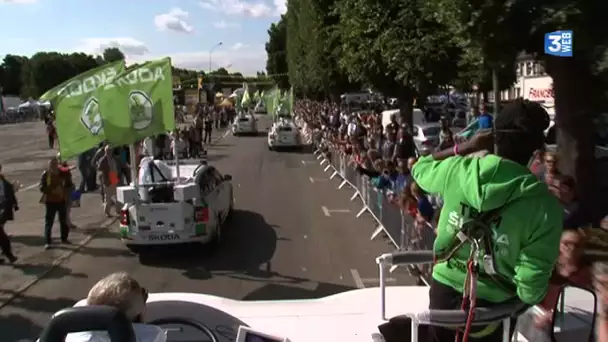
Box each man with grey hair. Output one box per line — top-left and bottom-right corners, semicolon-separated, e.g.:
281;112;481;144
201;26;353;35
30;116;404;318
65;272;166;342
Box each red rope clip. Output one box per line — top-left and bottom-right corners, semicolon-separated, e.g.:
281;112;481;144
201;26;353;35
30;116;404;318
456;260;478;342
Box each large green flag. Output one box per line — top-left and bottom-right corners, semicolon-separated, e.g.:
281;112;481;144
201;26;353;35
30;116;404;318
98;58;175;145
41;61;126;159
284;87;294;116
241;84;251;108
276;89;293;117
262;87;277;116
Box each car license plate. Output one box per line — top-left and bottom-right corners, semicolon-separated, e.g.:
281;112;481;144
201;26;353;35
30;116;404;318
148;233;180;241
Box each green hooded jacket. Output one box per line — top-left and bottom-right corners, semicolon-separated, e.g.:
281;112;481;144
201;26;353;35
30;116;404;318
412;154;562;304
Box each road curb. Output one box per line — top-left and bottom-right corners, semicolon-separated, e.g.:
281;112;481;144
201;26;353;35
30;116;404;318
0;130;231;310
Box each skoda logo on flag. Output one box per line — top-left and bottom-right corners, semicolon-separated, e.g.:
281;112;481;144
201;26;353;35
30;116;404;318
81;97;104;135
129;90;153;130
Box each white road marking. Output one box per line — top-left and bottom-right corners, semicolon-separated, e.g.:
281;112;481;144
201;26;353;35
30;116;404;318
309;177;315;183
22;183;38;191
301;160;315;165
309;177;327;183
321;206;351;216
350;269;365;289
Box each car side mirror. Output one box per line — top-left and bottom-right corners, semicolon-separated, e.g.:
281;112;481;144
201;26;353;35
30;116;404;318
551;285;597;342
223;174;232;181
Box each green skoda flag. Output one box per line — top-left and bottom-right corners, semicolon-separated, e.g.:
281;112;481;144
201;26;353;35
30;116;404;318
263;87;278;118
98;58;176;145
40;61;126;160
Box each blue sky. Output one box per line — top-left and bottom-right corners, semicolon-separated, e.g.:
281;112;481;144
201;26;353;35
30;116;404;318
0;0;284;75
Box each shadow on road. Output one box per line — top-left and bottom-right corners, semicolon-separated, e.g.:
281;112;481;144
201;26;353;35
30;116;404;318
138;210;278;280
12;264;87;280
0;292;77;341
206;153;228;162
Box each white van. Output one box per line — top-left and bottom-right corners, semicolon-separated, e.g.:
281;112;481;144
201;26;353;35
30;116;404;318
381;108;424;130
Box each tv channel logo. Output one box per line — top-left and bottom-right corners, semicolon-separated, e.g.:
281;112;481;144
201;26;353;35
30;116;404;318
545;30;573;57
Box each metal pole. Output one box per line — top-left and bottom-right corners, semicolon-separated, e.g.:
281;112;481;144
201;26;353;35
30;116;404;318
208;42;223;74
492;68;499;154
492;68;500;117
173;135;181;185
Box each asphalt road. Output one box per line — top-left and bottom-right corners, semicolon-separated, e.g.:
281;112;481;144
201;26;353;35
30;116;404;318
0;116;415;341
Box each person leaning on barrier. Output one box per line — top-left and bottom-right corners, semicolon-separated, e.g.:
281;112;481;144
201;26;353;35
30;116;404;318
410;99;562;342
64;272;166;342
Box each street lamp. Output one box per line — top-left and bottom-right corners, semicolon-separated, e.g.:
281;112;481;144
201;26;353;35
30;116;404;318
208;42;223;74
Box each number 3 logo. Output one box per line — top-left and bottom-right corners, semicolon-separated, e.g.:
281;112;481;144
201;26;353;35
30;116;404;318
548;35;561;52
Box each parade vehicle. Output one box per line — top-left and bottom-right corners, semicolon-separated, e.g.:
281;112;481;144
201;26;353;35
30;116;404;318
232;112;258;136
116;155;234;252
268;117;303;151
39;250;597;342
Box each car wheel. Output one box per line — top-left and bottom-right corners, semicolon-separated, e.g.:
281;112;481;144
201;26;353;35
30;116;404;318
227;196;234;219
211;217;222;248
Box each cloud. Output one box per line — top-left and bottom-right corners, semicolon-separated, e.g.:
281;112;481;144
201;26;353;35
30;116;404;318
213;20;240;29
73;38;264;76
231;43;248;50
154;8;194;33
199;0;283;18
0;0;38;3
273;0;286;15
132;47;266;76
74;37;149;56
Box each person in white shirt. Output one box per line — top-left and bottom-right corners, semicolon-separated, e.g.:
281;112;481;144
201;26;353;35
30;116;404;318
65;272;165;342
141;137;155;157
347;117;358;137
169;131;187;159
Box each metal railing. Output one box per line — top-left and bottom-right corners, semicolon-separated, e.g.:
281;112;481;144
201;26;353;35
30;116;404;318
311;135;436;284
0;111;42;125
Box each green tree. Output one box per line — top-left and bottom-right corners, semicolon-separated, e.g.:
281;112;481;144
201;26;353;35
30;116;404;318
21;52;99;98
102;47;125;62
283;0;357;99
265;15;290;90
429;0;608;221
0;55;29;96
334;0;463;125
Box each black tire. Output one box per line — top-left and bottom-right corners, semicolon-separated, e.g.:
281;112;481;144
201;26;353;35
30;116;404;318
210;217;222;249
227;195;234;219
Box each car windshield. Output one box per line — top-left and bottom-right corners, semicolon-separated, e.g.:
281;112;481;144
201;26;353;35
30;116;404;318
278;127;293;132
238;117;250;122
422;126;441;137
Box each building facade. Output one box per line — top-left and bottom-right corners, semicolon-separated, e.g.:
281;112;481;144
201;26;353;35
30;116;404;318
499;54;555;116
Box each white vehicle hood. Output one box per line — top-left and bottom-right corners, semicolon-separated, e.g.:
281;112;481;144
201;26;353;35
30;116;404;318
68;286;592;342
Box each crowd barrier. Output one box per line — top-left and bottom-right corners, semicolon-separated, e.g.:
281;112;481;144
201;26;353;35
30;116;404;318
0;111;41;125
311;140;436;284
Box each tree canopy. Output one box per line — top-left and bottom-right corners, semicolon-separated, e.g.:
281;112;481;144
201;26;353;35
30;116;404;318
0;48;268;99
265;0;608;221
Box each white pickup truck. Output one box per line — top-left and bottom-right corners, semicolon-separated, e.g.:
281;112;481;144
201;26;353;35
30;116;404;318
116;158;234;253
268;118;302;150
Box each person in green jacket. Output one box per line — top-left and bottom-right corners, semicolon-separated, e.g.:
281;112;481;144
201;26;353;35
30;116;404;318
411;99;562;342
